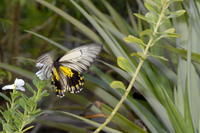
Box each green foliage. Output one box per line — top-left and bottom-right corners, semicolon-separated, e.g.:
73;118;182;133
124;35;146;49
117;57;134;74
0;81;48;133
0;0;200;133
110;81;126;90
100;104;147;133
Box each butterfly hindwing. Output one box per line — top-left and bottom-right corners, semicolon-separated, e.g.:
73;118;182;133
67;70;84;93
36;53;54;80
51;66;65;97
51;65;84;97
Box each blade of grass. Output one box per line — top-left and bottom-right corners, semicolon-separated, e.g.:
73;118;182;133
37;120;88;133
44;110;122;133
102;0;130;35
125;93;168;133
100;104;147;133
70;0;133;63
0;63;34;79
35;0;101;43
25;30;68;51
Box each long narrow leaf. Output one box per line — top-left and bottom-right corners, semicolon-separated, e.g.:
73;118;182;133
35;0;101;43
0;63;34;79
44;110;122;133
25;30;68;51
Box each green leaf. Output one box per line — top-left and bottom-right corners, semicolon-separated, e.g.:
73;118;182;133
22;126;34;133
45;110;122;133
102;0;129;35
161;88;190;132
35;0;101;43
125;93;167;133
149;54;168;61
25;30;68;51
124;35;146;47
110;81;126;90
145;0;161;9
145;12;157;24
168;10;186;18
127;3;138;32
37;120;88;133
163;45;200;64
100;104;148;133
144;3;159;13
139;29;153;37
171;0;183;2
156;32;179;42
25;83;34;94
117;57;134;74
80;0;111;25
33;76;50;89
169;0;183;5
166;33;180;38
164;28;176;33
134;13;148;22
0;92;11;102
0;63;34;80
99;60;131;81
131;52;147;60
71;0;130;59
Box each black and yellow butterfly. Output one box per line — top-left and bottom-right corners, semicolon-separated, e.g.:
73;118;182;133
36;44;102;97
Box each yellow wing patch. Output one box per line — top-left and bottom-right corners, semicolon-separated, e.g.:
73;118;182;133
52;67;60;80
60;66;74;77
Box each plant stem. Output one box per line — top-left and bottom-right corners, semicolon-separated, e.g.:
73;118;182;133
93;1;168;133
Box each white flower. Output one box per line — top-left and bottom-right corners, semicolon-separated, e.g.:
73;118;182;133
2;78;25;91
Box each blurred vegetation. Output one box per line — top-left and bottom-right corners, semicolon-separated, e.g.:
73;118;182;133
0;0;200;133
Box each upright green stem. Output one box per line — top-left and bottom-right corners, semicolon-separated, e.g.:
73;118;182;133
93;1;168;133
10;89;17;109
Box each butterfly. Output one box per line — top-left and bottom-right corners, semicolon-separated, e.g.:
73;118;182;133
36;44;102;97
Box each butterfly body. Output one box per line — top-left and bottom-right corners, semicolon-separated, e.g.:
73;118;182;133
36;44;101;97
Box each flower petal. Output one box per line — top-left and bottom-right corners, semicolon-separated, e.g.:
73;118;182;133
14;78;25;87
16;86;25;91
2;84;15;90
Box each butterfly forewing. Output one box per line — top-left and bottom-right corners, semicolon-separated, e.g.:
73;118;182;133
59;44;102;73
